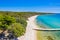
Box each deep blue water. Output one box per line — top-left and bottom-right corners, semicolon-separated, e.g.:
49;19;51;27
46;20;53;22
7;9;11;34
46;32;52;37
36;14;60;29
36;14;60;40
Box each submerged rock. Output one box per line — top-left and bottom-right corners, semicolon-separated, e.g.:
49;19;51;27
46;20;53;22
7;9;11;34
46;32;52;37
47;36;54;40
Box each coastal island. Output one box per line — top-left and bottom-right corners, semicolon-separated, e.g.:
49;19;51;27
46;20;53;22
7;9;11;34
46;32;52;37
0;11;54;40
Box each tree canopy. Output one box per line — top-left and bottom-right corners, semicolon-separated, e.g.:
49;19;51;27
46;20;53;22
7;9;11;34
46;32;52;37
11;23;25;37
0;15;16;30
0;15;27;37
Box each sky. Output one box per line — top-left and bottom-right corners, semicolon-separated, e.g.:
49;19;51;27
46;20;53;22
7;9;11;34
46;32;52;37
0;0;60;13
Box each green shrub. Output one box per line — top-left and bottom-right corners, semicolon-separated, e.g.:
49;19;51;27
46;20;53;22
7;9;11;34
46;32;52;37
0;15;16;30
19;17;27;28
11;23;25;37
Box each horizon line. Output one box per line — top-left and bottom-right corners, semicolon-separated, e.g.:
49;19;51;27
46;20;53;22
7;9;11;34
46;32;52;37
0;10;60;13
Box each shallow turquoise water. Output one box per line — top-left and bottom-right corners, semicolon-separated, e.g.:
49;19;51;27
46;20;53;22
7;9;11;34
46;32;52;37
36;14;60;40
36;14;60;28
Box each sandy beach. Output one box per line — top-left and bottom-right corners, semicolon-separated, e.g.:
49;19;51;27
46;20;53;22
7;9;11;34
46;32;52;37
18;15;38;40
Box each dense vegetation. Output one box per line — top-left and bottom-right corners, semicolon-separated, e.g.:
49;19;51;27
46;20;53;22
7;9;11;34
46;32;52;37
0;11;51;38
11;23;25;37
0;11;50;20
0;15;26;38
0;15;16;30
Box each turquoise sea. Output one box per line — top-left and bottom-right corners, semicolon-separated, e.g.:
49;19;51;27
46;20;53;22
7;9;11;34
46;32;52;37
36;14;60;40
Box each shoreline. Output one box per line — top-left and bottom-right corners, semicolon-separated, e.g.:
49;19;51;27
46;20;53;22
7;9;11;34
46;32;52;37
18;15;38;40
24;15;38;40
